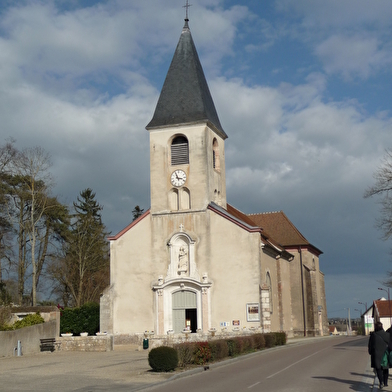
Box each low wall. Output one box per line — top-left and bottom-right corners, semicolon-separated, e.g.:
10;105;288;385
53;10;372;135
0;320;57;357
57;335;113;352
114;329;266;350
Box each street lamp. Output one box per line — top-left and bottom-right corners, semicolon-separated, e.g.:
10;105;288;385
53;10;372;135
378;287;392;329
344;307;351;335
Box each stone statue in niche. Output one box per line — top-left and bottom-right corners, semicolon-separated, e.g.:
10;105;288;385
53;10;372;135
177;246;188;275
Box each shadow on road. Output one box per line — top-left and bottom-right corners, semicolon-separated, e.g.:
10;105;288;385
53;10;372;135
333;337;368;349
312;374;371;391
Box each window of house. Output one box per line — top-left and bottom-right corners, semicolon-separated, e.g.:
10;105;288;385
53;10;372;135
171;136;189;165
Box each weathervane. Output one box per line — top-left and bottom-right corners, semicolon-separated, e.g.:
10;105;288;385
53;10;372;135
183;0;192;21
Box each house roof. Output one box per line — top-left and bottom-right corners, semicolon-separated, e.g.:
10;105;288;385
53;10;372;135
248;211;322;255
374;299;392;318
146;20;227;139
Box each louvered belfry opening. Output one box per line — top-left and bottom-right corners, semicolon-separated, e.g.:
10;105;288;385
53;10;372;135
171;136;189;165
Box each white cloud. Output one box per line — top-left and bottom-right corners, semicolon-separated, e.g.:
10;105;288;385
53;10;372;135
315;35;392;79
0;1;391;310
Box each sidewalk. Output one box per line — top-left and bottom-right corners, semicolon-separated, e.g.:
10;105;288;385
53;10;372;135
0;345;171;392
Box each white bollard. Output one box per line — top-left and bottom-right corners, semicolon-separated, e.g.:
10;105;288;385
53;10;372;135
17;340;22;356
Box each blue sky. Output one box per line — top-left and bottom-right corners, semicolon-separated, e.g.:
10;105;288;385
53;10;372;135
0;0;391;318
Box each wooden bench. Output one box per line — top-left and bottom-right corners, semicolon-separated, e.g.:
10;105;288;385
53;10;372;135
40;338;56;352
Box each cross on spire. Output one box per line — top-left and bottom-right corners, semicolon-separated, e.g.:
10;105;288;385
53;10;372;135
183;0;192;21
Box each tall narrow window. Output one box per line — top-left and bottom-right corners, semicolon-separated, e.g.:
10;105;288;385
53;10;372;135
170;189;179;211
266;272;273;313
180;188;191;210
171;136;189;165
213;138;220;172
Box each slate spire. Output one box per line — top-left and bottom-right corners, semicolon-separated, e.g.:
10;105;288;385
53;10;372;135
146;19;227;139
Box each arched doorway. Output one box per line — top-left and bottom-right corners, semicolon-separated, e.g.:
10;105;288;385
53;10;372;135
172;290;197;333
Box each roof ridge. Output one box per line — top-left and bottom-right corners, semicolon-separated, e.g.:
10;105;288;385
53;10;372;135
248;211;282;216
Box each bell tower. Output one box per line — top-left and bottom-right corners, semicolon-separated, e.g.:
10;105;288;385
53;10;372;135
146;18;228;215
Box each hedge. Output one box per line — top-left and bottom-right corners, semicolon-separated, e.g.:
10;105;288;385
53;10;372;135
60;302;100;335
166;332;287;371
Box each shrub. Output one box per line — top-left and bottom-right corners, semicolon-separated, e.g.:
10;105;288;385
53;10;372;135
253;333;265;350
275;332;287;346
242;336;255;353
264;333;276;348
209;339;229;362
60;302;100;335
227;339;236;356
174;342;197;367
10;313;44;330
193;342;212;365
148;346;178;372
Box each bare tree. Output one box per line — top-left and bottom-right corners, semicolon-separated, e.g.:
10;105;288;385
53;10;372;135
365;149;392;240
12;147;54;305
0;140;17;282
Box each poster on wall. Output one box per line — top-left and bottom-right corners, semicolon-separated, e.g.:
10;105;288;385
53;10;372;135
246;303;260;322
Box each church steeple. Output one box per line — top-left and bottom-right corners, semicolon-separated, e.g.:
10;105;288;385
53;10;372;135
146;19;227;139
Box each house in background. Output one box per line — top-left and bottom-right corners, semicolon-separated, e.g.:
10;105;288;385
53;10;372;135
373;298;392;331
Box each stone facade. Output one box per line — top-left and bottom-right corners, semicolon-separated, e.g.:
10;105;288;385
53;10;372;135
57;336;113;352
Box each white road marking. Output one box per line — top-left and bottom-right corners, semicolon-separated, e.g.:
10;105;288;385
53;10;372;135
248;381;260;388
267;347;328;379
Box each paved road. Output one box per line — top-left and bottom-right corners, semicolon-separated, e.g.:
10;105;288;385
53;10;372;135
0;336;377;391
145;336;375;392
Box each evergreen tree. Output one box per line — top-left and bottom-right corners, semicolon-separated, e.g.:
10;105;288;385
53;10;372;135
52;189;109;307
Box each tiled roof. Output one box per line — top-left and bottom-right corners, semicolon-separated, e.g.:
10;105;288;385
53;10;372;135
374;299;392;318
146;20;226;139
248;211;322;255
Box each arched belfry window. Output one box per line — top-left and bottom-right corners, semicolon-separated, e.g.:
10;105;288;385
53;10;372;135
170;188;179;211
171;136;189;165
213;139;220;172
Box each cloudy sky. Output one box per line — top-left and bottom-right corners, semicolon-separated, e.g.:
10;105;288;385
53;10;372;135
1;0;392;319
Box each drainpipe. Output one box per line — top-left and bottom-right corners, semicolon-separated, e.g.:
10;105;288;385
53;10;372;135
299;247;306;336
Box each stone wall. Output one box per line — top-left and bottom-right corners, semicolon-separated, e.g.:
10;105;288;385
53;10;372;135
57;335;114;352
114;329;266;350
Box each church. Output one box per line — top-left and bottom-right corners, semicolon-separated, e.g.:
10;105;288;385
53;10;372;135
100;16;328;340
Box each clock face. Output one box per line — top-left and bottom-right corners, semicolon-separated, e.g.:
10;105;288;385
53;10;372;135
171;169;187;187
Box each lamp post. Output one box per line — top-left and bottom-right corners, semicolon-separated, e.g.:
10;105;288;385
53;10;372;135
378;287;391;329
344;308;351;336
359;301;368;335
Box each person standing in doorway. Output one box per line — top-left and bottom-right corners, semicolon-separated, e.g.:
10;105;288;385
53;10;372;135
369;321;390;389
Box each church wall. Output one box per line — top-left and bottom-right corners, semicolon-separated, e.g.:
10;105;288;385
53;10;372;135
208;212;262;330
319;271;328;334
287;250;304;335
276;257;294;336
110;216;156;334
286;247;327;336
259;251;280;332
